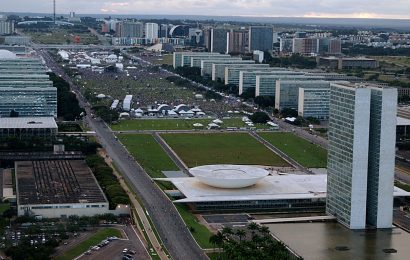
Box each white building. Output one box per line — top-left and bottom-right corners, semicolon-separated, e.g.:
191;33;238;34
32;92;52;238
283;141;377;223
327;82;397;229
145;23;159;41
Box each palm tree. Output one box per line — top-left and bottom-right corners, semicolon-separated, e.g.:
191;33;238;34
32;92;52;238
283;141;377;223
247;222;259;235
235;229;246;242
259;226;270;236
222;227;233;238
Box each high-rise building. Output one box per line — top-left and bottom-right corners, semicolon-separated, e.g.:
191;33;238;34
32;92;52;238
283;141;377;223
318;38;342;55
145;23;159;40
279;38;293;53
227;29;248;54
210;28;229;53
292;38;319;55
116;21;144;38
0;21;14;35
249;26;273;51
326;82;397;229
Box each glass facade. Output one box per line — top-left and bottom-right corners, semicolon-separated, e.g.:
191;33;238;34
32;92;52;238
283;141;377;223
298;87;331;119
249;26;274;51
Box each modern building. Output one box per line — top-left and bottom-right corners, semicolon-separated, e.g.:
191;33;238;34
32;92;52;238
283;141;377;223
239;70;303;95
173;52;224;68
256;75;324;97
0;21;14;35
190;54;231;68
318;38;342;55
227;29;248;54
16;160;109;218
275;80;330;111
145;23;159;41
224;65;273;86
210;28;229;53
201;59;253;76
298;87;331;119
212;61;259;81
2;36;31;46
0;117;57;139
116;21;144;38
0;87;57;117
326;82;397;229
317;57;379;69
249;26;274;51
280;38;293;53
292;38;319;55
155;165;409;213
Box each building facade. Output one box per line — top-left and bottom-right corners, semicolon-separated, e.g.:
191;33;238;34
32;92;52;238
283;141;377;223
298;87;330;119
210;28;229;53
249;26;274;51
145;23;159;40
326;83;397;229
116;21;144;38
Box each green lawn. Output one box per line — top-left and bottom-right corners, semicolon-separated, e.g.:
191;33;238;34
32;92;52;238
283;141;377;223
175;204;213;249
111;118;263;131
57;228;123;260
118;134;179;178
395;180;410;192
162;133;288;167
259;132;327;168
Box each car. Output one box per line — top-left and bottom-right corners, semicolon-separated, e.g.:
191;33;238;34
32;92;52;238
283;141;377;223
124;254;133;258
128;250;136;255
122;248;128;254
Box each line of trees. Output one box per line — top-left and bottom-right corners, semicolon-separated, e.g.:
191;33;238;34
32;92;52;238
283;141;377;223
209;223;295;260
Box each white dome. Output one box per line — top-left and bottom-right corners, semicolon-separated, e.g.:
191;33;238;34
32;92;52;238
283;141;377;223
190;165;269;189
0;50;17;59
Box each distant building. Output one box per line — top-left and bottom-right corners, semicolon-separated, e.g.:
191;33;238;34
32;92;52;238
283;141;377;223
0;117;57;139
249;26;274;51
318;57;379;69
318;38;342;55
279;38;293;54
294;31;307;38
292;38;319;55
327;82;397;229
2;36;31;46
0;21;14;35
210;28;229;53
116;21;144;38
145;23;159;41
227;29;248;54
256;75;324;97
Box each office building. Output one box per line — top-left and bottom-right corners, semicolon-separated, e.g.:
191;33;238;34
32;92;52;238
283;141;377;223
210;28;229;53
256;75;323;97
326;82;397;229
201;58;252;76
239;70;303;95
188;28;203;46
249;26;274;51
318;38;342;55
145;23;159;41
0;117;57;139
280;38;293;53
227;29;248;54
295;32;307;38
16;160;109;218
275;80;330;111
224;65;272;86
190;54;231;68
318;57;379;69
172;52;224;69
212;61;259;81
116;21;144;38
0;21;14;35
298;87;331;119
293;38;319;55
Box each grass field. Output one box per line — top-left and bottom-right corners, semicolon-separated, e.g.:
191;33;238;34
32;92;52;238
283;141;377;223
27;29;99;45
153;54;173;65
395;180;410;192
118;134;179;178
161;133;288;167
57;228;123;260
111;118;259;131
259;132;327;168
175;204;213;249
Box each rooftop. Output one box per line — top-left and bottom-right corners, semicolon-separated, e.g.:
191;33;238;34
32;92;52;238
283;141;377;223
157;172;410;203
0;117;57;129
16;160;107;205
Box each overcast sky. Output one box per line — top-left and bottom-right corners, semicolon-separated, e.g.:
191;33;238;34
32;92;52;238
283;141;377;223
3;0;410;19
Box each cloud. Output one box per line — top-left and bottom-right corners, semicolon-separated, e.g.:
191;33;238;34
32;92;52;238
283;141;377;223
2;0;410;19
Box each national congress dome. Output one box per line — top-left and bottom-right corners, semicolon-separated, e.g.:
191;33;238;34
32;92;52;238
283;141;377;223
189;165;269;189
0;50;17;59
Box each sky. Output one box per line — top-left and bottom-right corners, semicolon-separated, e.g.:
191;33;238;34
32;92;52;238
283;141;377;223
2;0;410;19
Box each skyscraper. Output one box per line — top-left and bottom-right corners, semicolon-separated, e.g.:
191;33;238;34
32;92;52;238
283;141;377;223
326;82;397;229
145;23;159;41
116;21;144;38
210;28;229;53
249;26;273;51
227;29;248;54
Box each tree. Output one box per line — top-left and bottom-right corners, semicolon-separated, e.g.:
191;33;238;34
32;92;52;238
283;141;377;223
249;112;270;124
236;229;246;242
280;108;298;118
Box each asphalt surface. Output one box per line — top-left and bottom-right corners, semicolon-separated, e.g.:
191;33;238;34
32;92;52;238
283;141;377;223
40;50;207;260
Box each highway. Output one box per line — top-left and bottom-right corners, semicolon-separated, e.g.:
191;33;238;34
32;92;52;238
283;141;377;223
41;50;207;260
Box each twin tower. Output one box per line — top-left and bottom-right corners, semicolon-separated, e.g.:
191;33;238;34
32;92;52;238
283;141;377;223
326;82;397;229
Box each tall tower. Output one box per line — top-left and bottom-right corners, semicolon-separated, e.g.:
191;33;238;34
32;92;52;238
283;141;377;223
326;82;397;229
53;0;56;24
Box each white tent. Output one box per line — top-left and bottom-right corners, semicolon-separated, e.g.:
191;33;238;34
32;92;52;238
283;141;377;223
213;119;223;124
193;123;204;127
207;123;220;129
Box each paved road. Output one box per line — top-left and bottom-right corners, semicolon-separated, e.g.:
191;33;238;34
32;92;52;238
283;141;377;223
41;50;207;260
393;210;410;232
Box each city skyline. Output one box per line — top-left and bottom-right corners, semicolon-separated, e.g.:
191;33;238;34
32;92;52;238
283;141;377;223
2;0;410;19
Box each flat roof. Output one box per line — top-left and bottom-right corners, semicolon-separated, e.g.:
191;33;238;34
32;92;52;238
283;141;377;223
0;117;57;129
16;160;107;205
157;174;410;203
397;116;410;126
